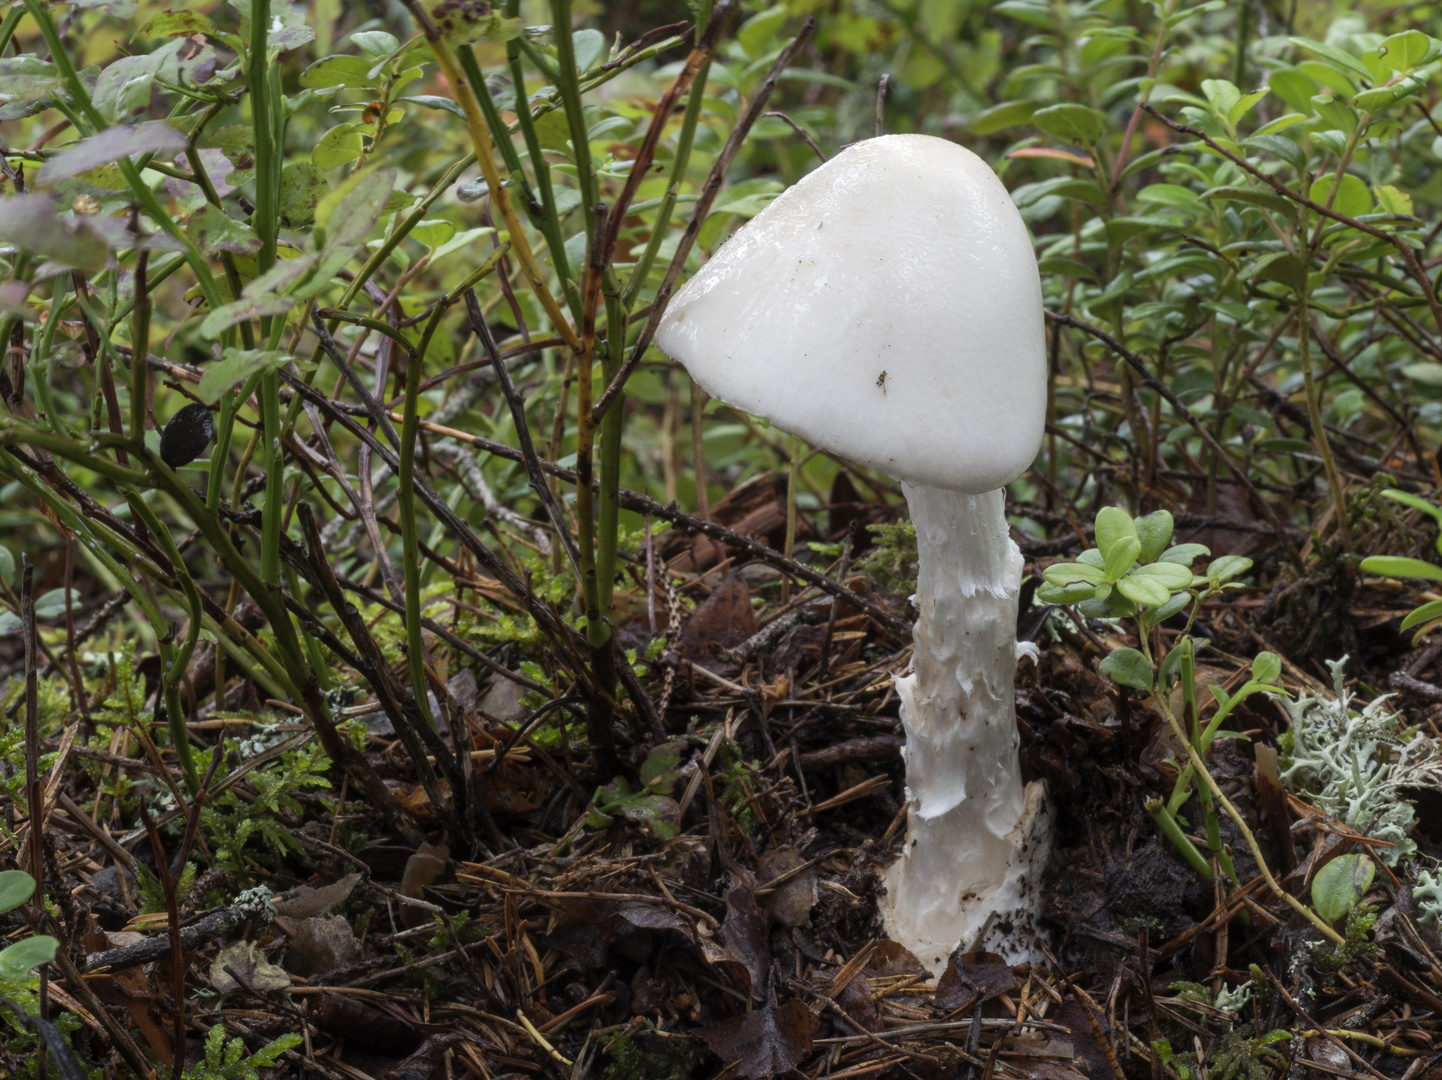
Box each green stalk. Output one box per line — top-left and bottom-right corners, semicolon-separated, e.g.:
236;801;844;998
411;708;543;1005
1145;797;1214;880
499;0;581;314
246;0;286;588
0;4;24;52
549;0;599;235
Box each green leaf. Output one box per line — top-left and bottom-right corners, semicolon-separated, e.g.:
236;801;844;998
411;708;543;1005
0;870;36;915
1135;510;1175;563
1359;556;1442;583
1105;536;1142;581
1228;88;1269;124
1401;362;1442;387
1032;103;1106;145
571;26;606;69
1160;543;1210;565
639;740;685;791
0;193;107;272
1310;173;1372;219
278;163;328;229
1289;38;1377;83
299;54;377;90
199;349;289;404
0;56;63;108
1043;561;1107;586
314;124;365;169
350;30;400;56
1100;648;1154;691
417;0;520;47
1373;185;1414;217
1400;599;1442;632
37;120;186;187
1116;572;1171;607
0;935;58;980
1376;488;1442;527
137;10;218;38
1248;251;1307;293
409;219;457;250
1200;185;1295;215
1312;854;1375;921
1094;506;1137;558
1252;652;1282;684
1037;580;1097;605
188;204;260;256
1201;78;1241;118
199;296;295;337
315;169;396;250
1130;562;1194;590
0;547;12;590
1137;183;1203;212
1149;591;1191;623
1206;554;1253;582
1378;30;1432;73
970;100;1040;134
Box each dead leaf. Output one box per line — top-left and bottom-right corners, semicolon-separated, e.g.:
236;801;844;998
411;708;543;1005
758;847;817;929
272;872;361;919
696;999;819;1079
833;970;878;1031
866;940;928;977
935;951;1018;1010
400;841;448;928
285;915;359;977
210;941;292;993
679;573;756;668
722;868;769;1001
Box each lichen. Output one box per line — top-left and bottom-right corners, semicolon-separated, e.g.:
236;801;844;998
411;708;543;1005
1278;657;1440;866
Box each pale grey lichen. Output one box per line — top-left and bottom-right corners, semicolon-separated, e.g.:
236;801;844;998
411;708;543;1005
234;885;276;924
1416;870;1442;930
1279;657;1441;867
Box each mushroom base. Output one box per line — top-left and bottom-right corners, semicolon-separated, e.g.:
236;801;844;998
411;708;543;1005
881;484;1051;974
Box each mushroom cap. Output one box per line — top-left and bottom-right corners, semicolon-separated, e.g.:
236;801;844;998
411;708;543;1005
654;134;1046;493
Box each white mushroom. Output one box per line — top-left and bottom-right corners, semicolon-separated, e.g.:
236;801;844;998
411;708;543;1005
655;134;1050;972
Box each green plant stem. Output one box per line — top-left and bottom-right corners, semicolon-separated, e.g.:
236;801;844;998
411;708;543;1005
1145;797;1214;879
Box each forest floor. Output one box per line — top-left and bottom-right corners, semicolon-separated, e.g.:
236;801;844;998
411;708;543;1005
3;471;1442;1080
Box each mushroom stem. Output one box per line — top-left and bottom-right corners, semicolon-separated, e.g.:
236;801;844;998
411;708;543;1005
882;483;1050;973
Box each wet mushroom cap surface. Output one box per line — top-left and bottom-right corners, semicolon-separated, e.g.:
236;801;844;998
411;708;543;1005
655;133;1046;493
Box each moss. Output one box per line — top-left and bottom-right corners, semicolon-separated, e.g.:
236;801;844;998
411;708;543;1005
856;519;918;599
604;1028;710;1080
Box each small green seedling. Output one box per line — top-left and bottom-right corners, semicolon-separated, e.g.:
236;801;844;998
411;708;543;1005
586;740;686;839
1039;507;1286;884
0;871;59;982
